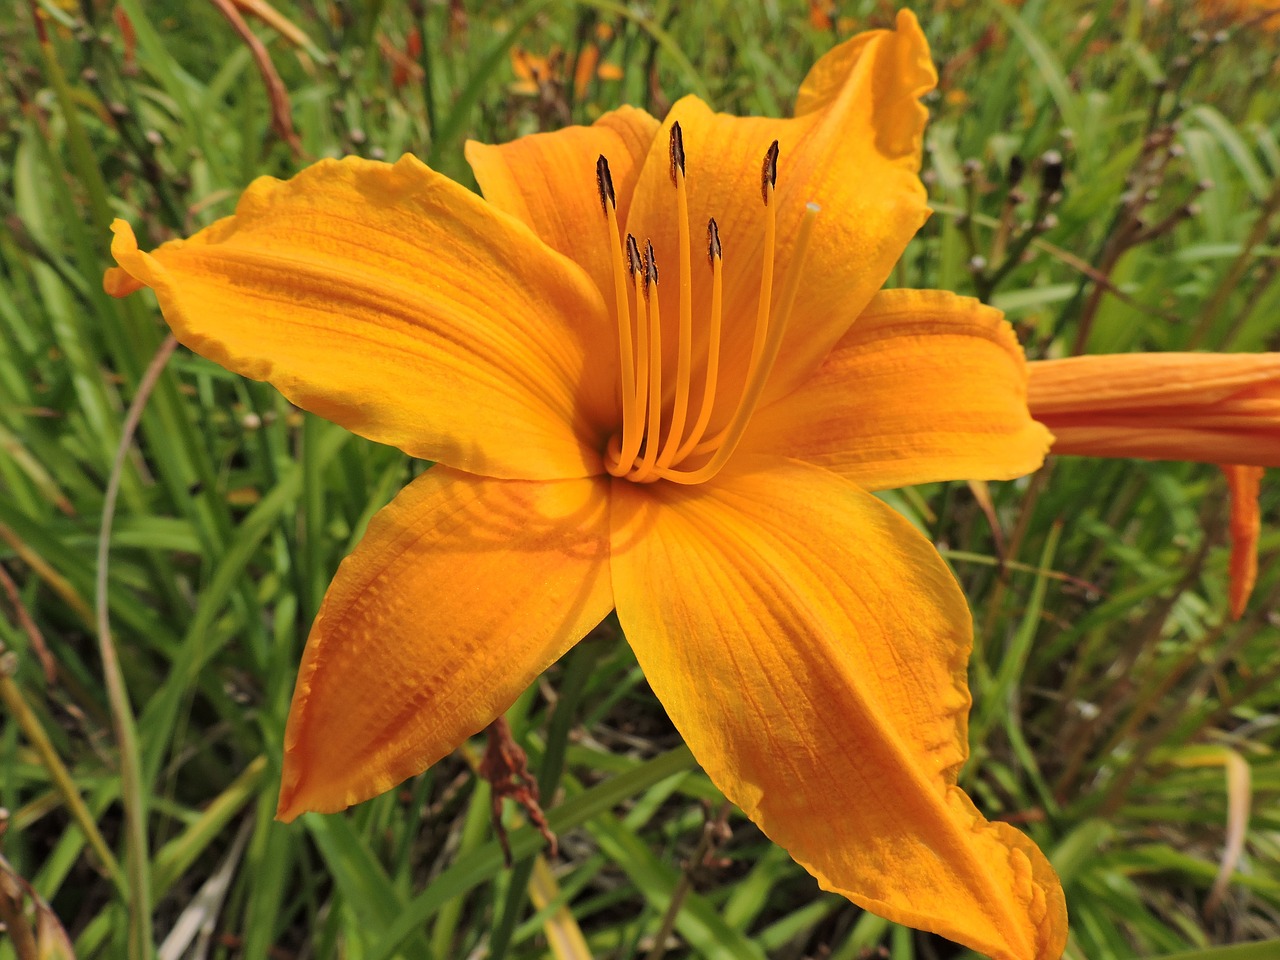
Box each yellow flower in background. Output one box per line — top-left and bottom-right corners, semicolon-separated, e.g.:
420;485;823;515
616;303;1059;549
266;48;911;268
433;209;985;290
1028;353;1279;618
106;12;1066;959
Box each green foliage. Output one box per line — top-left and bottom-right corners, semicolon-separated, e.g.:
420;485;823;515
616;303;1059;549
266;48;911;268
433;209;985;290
0;1;1277;958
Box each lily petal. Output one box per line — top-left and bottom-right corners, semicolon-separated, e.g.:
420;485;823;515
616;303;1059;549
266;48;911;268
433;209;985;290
610;458;1067;960
1223;464;1265;620
277;466;613;821
466;106;660;296
1028;353;1280;468
106;155;616;480
623;10;934;416
741;290;1052;489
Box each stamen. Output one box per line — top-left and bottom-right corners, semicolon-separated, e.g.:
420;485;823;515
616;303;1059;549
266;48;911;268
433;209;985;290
595;153;616;215
671;218;723;462
631;241;663;480
658;202;821;486
669;118;685;183
690;140;779;457
607;235;649;477
654;122;694;473
598;155;639;480
746;141;779;386
761;139;779;204
629;236;650;441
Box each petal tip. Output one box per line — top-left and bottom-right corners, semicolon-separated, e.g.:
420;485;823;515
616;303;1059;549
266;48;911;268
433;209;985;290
104;220;147;297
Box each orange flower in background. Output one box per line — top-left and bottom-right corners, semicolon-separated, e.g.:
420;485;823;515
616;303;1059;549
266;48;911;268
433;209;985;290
510;25;623;99
105;12;1066;958
809;0;836;29
1028;353;1279;618
1197;0;1280;30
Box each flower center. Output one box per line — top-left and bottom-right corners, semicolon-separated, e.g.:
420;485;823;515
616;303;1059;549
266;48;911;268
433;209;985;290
598;124;819;485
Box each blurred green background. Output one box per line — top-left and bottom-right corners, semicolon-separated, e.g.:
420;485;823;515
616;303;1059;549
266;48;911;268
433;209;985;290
1;1;1278;958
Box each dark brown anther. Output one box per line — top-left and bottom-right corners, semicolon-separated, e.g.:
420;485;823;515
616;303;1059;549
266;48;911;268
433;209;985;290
669;121;686;184
596;154;616;215
707;218;722;266
626;234;641;276
645;239;659;286
761;140;780;204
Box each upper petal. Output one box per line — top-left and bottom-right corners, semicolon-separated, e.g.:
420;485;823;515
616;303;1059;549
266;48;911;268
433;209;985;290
622;11;934;417
278;466;614;821
465;106;660;297
106;155;617;480
1028;353;1280;468
610;458;1066;960
741;289;1052;489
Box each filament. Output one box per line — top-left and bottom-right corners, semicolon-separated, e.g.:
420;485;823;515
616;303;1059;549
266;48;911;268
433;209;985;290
654;122;694;472
598;157;641;478
671;219;722;462
630;242;663;481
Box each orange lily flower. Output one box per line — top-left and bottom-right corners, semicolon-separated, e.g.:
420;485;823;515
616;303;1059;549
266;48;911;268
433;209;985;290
510;32;623;99
1197;0;1280;30
104;12;1065;958
1027;353;1279;618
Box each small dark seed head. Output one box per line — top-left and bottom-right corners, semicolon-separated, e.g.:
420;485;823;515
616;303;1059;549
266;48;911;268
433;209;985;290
1040;150;1064;194
1007;154;1025;187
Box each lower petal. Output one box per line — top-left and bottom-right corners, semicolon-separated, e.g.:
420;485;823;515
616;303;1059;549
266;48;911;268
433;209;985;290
278;467;614;821
609;458;1066;960
741;290;1052;489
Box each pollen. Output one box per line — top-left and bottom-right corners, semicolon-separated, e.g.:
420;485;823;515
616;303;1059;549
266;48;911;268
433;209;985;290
598;126;820;485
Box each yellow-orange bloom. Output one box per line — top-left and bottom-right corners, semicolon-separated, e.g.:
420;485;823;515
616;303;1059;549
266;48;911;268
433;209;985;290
105;13;1064;958
1028;353;1279;618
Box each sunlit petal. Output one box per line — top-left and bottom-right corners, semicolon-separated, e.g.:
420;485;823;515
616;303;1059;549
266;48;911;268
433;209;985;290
278;466;613;820
106;155;617;480
610;458;1067;960
742;289;1051;488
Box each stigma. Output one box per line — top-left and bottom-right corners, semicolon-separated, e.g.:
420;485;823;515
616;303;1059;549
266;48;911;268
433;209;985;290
597;124;819;485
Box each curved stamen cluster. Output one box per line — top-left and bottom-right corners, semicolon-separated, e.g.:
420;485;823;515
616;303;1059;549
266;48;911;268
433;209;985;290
599;125;819;485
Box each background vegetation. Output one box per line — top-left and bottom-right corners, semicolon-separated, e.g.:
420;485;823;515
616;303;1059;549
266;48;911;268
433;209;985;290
1;0;1278;958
